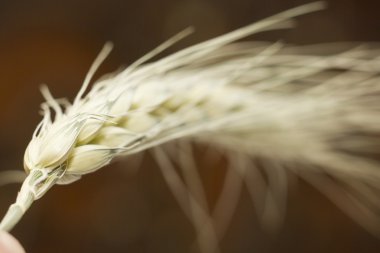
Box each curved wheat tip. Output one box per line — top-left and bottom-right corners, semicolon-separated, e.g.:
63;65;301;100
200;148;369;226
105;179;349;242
1;0;380;251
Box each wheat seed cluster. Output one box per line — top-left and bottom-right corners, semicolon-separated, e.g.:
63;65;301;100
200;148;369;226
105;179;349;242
1;2;380;246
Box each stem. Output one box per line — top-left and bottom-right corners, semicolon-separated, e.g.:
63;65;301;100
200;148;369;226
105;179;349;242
0;172;36;231
0;197;34;232
0;167;64;231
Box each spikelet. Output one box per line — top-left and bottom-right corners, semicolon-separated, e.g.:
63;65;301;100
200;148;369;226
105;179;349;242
1;1;380;251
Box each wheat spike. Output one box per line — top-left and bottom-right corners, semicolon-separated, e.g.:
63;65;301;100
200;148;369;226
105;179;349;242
1;1;380;251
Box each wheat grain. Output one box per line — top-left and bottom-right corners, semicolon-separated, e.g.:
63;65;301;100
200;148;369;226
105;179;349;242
1;1;380;251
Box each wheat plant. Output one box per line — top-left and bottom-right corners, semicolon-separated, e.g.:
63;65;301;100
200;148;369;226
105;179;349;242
1;1;380;252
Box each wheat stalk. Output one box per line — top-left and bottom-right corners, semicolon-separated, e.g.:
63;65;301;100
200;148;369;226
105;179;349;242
1;1;380;251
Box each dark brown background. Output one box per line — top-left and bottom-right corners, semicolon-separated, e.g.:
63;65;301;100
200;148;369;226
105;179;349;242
0;0;379;252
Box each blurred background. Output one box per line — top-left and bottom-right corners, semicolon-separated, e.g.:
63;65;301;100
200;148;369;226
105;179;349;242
0;0;379;252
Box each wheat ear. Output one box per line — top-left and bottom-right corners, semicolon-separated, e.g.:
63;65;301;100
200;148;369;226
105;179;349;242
1;0;380;248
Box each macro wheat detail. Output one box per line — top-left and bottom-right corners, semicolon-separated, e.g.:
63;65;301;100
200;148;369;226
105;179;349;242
1;1;380;252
